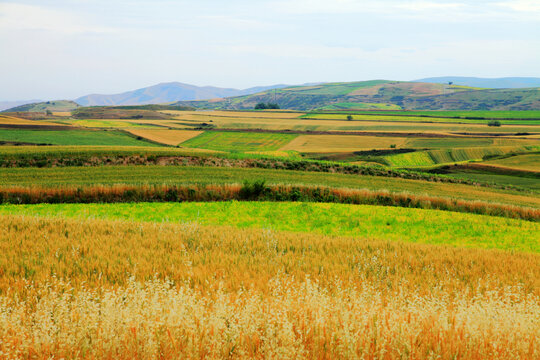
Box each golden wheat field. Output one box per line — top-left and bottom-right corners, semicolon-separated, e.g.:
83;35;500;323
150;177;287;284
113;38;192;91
0;214;538;359
126;129;203;145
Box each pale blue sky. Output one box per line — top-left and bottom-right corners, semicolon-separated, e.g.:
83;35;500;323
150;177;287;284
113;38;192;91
1;0;539;100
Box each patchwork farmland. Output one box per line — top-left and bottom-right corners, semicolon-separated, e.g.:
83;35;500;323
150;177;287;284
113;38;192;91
0;98;539;358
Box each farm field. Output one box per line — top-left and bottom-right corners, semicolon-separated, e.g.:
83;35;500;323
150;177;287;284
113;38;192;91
482;153;540;172
2;202;538;251
280;134;408;152
0;128;158;146
303;111;540;124
0;108;539;358
1;166;539;207
0;211;538;358
182;131;297;151
126;129;203;145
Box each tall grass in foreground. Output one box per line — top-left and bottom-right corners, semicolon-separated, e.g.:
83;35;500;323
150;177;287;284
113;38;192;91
1;183;538;220
0;276;537;359
0;215;538;359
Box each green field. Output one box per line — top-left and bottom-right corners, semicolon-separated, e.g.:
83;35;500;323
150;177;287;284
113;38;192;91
181;131;297;151
385;145;540;168
1;202;538;252
0;129;158;146
483;153;540;172
1;165;538;207
352;110;540;119
303;112;540;125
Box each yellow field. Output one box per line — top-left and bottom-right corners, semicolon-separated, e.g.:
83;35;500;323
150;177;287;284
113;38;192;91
125;129;203;145
0;114;60;126
483;153;540;172
0;214;538;359
280;134;408;152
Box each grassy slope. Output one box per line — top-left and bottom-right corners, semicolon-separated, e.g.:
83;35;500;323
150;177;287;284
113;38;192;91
2;100;79;112
0;166;538;207
1;202;538;252
0;129;159;146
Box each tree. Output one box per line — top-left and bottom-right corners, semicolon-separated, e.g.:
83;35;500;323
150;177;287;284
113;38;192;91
45;110;53;116
488;120;501;127
346;115;353;121
255;102;267;110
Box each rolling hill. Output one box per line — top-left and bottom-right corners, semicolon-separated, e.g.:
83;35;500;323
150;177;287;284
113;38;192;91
75;82;289;106
2;100;80;113
173;80;540;111
0;100;42;112
414;77;540;89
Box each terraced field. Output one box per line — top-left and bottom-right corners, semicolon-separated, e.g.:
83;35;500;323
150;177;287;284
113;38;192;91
385;145;540;167
482;153;540;172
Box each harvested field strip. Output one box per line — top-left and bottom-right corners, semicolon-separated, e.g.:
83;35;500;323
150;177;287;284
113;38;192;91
0;183;538;221
0;215;538;358
181;131;298;151
0;114;60;126
1;166;537;207
0;129;160;146
279;134;408;152
126;129;203;145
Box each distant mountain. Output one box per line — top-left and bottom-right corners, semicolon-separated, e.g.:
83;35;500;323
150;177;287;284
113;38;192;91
2;100;79;113
0;99;41;111
174;80;540;111
413;77;540;89
75;82;289;106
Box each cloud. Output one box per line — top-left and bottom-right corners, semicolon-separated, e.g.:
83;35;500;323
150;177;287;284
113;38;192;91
0;2;116;34
270;0;540;21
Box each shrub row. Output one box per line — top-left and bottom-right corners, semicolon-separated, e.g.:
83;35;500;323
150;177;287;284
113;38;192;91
1;182;537;221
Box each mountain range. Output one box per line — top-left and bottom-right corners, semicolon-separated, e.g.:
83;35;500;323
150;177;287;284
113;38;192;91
3;77;540;112
75;82;289;106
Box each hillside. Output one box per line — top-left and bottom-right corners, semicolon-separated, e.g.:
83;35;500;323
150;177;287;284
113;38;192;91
0;100;42;112
414;76;540;89
173;80;540;111
2;100;80;113
75;82;289;106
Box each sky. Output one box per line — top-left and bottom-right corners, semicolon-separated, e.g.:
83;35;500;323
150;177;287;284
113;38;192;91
0;0;539;100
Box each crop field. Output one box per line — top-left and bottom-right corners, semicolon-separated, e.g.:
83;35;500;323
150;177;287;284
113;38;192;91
126;129;202;145
356;110;540;119
57;119;155;128
0;210;538;358
0;128;158;146
0;114;61;126
1;166;539;207
482;153;540;172
0;108;539;358
385;145;540;167
303;112;540;125
2;202;538;251
280;134;409;152
182;131;298;151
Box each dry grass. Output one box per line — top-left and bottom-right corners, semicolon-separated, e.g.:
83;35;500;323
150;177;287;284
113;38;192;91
126;129;202;145
0;215;538;359
280;135;408;152
0;115;59;126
